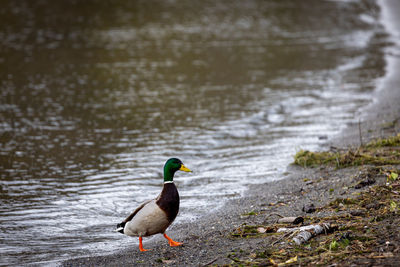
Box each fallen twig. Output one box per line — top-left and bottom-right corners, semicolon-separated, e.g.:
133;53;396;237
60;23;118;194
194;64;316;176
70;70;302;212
277;216;304;224
202;257;219;266
277;223;334;245
272;231;292;246
265;213;284;219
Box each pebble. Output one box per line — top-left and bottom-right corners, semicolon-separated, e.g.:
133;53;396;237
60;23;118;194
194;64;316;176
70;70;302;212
302;203;316;213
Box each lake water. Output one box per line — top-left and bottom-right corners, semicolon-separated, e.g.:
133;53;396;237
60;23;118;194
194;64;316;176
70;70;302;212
0;0;392;265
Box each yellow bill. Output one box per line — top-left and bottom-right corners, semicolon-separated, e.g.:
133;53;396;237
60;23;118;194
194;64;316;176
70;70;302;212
179;164;192;172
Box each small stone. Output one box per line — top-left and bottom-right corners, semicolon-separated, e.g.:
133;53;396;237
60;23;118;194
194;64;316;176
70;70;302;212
161;259;175;264
257;227;267;233
365;202;381;210
354;178;375;189
350;210;364;216
302;203;316;213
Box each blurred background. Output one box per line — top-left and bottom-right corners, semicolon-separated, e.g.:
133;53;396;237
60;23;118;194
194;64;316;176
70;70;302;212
0;0;390;265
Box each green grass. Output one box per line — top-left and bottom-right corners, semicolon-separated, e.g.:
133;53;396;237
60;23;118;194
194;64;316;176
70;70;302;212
293;134;400;168
366;133;400;148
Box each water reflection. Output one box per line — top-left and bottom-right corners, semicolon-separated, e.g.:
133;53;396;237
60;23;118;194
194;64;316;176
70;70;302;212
0;0;388;265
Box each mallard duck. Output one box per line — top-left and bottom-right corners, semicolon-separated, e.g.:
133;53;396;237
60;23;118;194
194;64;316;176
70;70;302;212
116;158;191;251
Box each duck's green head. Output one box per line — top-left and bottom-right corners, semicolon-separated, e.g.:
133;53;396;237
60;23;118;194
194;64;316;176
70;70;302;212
163;158;191;182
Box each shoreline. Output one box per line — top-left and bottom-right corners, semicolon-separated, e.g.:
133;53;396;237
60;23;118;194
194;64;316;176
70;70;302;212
63;110;400;266
63;2;400;266
332;0;400;148
63;72;400;266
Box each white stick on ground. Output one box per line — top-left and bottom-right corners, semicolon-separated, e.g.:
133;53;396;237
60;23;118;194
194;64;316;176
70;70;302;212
277;223;331;245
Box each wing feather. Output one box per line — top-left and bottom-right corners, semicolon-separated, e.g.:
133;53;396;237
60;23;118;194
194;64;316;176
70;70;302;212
123;199;153;223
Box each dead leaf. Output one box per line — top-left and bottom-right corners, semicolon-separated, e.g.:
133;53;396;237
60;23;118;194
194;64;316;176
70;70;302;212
269;258;278;266
285;255;298;264
278;255;298;266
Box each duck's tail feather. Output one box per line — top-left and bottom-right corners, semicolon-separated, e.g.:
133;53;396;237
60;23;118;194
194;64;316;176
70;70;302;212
115;222;125;234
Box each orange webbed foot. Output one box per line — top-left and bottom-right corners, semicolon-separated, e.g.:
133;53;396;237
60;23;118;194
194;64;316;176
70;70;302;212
163;233;183;247
139;236;149;252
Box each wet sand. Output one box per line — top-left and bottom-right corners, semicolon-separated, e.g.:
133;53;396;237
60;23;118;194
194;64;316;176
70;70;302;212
63;2;400;267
